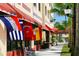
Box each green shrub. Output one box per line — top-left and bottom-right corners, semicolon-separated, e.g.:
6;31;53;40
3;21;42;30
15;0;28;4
61;44;71;56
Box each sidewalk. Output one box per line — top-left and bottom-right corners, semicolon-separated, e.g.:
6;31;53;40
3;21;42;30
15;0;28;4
35;42;67;56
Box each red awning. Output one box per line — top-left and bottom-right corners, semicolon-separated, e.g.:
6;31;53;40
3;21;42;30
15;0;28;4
11;16;22;31
32;18;42;26
8;4;26;19
0;3;16;15
8;4;34;23
51;27;58;32
45;24;52;31
42;25;50;31
43;24;58;32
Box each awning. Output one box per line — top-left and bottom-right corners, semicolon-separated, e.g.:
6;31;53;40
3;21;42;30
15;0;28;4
0;3;16;15
33;18;42;26
4;16;18;30
9;30;23;40
45;24;52;31
51;27;58;32
0;16;23;40
11;16;22;31
0;16;13;31
42;25;50;31
45;24;58;32
9;19;24;41
8;4;26;19
8;16;23;41
8;4;34;23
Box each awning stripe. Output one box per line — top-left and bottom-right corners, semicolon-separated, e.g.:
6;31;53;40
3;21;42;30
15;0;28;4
13;31;16;40
4;17;18;30
19;20;24;40
9;31;13;40
11;16;22;31
0;16;13;31
20;31;23;40
9;30;23;40
16;30;20;40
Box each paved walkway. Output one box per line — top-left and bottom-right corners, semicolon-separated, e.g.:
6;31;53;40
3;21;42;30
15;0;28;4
35;42;67;56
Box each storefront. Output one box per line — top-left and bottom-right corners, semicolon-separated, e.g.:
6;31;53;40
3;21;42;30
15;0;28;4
0;3;18;56
0;17;7;56
33;25;42;50
41;24;51;49
23;20;33;48
0;15;23;56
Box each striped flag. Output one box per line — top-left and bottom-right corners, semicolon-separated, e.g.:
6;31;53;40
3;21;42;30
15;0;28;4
9;30;23;40
0;16;14;31
19;19;24;40
0;16;23;41
4;17;18;30
8;16;23;41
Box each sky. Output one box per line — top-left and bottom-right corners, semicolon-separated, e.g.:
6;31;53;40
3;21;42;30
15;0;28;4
52;13;68;23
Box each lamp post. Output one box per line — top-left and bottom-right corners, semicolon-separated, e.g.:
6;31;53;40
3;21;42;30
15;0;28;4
64;6;73;54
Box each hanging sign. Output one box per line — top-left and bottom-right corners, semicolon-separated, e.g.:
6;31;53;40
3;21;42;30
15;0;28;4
39;26;42;40
35;28;40;41
23;21;33;41
11;16;22;31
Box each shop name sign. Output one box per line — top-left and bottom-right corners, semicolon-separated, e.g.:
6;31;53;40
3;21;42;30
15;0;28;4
33;12;41;20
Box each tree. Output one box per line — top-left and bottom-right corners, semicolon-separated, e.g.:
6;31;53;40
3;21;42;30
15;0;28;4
50;3;73;17
54;22;65;30
50;3;75;55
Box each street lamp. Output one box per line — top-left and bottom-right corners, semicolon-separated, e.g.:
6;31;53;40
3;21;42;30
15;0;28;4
64;9;72;15
64;6;72;48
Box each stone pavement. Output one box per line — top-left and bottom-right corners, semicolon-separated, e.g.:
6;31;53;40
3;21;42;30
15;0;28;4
35;42;67;56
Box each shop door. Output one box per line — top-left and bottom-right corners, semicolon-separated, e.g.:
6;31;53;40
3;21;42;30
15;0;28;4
46;31;49;48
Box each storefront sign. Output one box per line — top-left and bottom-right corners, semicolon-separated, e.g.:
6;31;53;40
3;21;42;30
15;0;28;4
35;28;40;41
23;22;33;41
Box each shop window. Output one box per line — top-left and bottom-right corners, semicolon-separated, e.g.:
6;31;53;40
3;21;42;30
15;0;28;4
7;40;16;51
18;3;21;5
7;30;21;51
38;3;41;11
33;3;36;7
45;6;47;16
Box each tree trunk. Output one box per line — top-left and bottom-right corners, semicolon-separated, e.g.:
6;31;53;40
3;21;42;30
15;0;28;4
74;4;79;56
71;3;76;56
